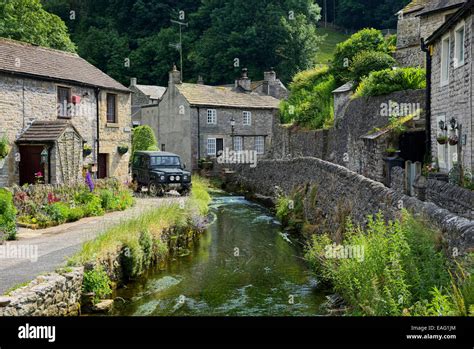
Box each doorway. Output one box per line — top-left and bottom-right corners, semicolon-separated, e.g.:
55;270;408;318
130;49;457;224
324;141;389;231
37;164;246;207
98;154;108;179
19;145;44;185
216;138;224;155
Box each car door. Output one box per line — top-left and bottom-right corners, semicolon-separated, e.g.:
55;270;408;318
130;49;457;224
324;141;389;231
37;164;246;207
142;156;151;184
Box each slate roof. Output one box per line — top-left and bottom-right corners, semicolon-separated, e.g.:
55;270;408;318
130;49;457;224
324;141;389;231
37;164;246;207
16;121;82;143
417;0;466;16
426;0;474;43
332;82;354;94
175;83;280;109
136;85;166;100
400;0;430;14
0;38;129;92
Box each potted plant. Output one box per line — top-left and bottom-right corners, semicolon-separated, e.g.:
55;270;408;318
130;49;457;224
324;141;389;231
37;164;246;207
436;134;448;145
83;144;92;157
385;147;399;158
448;135;459;146
118;145;129;155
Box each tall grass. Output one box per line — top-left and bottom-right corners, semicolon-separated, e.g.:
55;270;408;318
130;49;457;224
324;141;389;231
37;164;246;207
306;211;473;316
69;176;211;270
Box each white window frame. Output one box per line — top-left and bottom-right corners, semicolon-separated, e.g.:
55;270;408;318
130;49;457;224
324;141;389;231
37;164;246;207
207;109;217;124
255;136;265;155
440;34;450;86
243;111;252;126
234;136;243;152
454;21;465;68
207;138;217;156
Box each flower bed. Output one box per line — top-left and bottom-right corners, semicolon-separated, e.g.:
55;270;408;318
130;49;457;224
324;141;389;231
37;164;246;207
13;178;135;230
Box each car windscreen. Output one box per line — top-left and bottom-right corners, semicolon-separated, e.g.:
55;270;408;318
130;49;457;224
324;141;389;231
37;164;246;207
150;156;181;167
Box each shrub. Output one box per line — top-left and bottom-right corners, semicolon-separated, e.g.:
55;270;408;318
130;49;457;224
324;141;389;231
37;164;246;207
44;202;70;224
67;206;85;222
305;211;460;316
82;267;112;304
139;230;154;268
354;67;426;98
99;189;116;211
116;189;134;211
0;136;10;158
120;239;144;280
280;65;337;129
333;28;389;83
0;188;17;240
83;196;104;217
350;50;397;83
131;125;158;157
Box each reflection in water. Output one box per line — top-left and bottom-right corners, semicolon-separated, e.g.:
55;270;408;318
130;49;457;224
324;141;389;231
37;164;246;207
112;195;327;316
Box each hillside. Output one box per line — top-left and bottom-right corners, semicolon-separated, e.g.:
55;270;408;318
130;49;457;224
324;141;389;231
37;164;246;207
315;27;350;65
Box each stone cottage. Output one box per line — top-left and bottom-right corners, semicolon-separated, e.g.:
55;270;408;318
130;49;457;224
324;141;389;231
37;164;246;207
425;0;473;175
150;67;281;170
0;38;132;186
128;78;166;127
396;0;467;67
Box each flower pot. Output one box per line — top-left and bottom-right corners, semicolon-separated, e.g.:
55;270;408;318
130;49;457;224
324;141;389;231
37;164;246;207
448;136;459;146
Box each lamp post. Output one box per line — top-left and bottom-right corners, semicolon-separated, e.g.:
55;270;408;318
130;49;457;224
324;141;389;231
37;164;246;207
230;117;236;150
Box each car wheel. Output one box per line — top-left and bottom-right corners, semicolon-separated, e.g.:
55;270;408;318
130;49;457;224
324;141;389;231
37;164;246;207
149;182;164;197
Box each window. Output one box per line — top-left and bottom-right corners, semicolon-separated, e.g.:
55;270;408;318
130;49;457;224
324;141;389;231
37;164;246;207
57;86;71;118
454;23;465;67
255;136;265;155
106;94;117;123
441;35;450;85
207;138;216;156
207;109;217;124
243;111;252;125
234;136;243;151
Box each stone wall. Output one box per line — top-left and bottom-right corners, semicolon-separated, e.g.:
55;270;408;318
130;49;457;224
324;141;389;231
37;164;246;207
270;89;426;182
391;166;406;194
0;267;83;316
229;157;474;255
426;179;474;220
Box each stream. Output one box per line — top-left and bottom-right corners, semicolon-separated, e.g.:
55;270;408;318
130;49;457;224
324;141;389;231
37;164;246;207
111;194;328;316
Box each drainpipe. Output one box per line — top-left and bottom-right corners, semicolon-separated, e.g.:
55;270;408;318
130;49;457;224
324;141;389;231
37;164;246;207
197;107;201;169
421;38;432;162
95;87;100;178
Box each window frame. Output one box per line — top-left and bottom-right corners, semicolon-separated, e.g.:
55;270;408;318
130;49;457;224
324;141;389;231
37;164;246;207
440;34;451;86
243;111;252;126
234;136;243;152
207;138;217;156
57;86;72;119
454;21;465;68
207;109;217;125
106;93;118;124
255;136;265;155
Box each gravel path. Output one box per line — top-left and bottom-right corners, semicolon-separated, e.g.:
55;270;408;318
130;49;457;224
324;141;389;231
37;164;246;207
0;196;186;294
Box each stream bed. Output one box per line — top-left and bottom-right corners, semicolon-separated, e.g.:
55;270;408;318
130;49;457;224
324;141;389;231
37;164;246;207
111;195;328;316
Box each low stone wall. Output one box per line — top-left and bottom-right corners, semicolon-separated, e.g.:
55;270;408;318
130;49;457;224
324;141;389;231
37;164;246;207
229;157;474;255
426;180;474;220
0;267;83;316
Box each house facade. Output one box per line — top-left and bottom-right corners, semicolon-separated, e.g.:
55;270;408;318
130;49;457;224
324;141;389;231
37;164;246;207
153;67;280;170
426;0;473;174
128;78;166;127
0;38;132;187
396;0;466;67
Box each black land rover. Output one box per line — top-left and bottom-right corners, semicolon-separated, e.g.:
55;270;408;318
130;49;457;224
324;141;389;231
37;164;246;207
131;151;192;196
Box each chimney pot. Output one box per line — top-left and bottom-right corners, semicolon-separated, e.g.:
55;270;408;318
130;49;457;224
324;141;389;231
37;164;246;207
169;64;182;85
130;77;137;86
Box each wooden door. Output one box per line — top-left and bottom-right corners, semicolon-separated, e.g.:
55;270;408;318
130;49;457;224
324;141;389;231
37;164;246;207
216;138;224;156
19;146;44;185
98;154;108;179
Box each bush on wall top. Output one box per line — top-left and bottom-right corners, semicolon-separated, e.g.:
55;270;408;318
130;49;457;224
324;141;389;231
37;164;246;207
354;67;426;98
131;125;158;156
350;50;397;84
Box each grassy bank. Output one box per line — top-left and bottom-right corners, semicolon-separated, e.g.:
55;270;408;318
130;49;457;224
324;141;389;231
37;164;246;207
68;176;212;303
305;211;473;316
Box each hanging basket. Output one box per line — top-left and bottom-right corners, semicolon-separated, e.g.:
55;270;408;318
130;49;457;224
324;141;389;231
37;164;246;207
118;145;129;155
448;135;459;146
437;136;448;145
83;149;92;157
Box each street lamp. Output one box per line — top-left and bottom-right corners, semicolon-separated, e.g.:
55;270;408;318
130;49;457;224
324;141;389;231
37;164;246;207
230;117;236;150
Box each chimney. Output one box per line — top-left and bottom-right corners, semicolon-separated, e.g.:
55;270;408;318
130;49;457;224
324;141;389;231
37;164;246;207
130;77;137;86
235;68;251;92
169;64;182;86
264;68;276;83
197;75;204;85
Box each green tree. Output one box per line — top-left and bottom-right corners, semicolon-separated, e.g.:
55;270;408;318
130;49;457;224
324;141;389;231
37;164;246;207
0;0;76;52
132;126;158;156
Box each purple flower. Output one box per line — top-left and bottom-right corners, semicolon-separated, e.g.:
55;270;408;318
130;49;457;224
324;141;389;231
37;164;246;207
85;171;94;192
